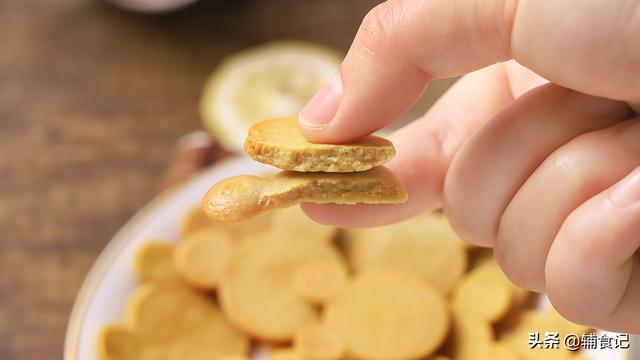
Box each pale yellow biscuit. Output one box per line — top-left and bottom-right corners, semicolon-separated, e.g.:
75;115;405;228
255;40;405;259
123;283;249;359
202;167;407;223
219;232;345;342
133;241;177;283
96;325;140;360
325;270;449;360
294;260;348;304
270;206;337;243
452;267;513;323
344;212;467;294
444;311;494;360
180;206;273;240
173;227;234;290
268;348;304;360
245;118;395;172
293;323;346;360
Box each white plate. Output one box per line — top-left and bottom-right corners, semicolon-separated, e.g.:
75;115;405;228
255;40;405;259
64;156;635;360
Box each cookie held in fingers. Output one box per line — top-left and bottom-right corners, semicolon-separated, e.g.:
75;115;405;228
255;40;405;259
202;167;407;223
245;118;395;172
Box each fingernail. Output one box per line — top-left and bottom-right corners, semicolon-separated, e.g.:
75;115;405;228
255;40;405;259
299;73;343;129
569;92;627;119
610;168;640;206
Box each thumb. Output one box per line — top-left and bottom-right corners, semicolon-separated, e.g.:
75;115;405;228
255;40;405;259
298;0;515;143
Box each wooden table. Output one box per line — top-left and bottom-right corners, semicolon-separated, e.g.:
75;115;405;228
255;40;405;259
0;1;382;358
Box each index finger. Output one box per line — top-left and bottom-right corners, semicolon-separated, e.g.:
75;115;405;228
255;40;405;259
298;0;640;143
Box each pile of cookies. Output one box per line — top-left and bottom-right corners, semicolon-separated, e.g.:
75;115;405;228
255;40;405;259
97;118;594;360
201;118;407;222
97;207;594;360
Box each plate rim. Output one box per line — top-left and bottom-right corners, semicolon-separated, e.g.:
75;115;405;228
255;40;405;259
63;156;243;360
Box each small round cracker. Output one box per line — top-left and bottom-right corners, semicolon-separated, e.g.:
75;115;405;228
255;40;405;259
96;325;140;360
345;213;467;293
268;348;304;360
326;270;449;360
124;283;249;358
245;118;395;172
174;227;234;290
271;206;337;243
220;234;344;341
133;241;176;283
294;260;348;304
294;323;345;360
180;206;273;240
473;262;530;306
452;268;513;323
445;312;494;360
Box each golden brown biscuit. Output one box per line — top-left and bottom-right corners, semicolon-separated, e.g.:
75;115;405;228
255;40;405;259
202;167;407;223
245;118;395;172
325;270;449;360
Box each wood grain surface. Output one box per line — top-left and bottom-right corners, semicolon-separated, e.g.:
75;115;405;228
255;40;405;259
0;1;379;358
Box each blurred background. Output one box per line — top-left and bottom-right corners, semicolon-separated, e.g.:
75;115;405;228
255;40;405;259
0;1;456;359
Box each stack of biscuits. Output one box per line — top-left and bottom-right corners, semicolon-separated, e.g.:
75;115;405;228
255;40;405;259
202;117;407;222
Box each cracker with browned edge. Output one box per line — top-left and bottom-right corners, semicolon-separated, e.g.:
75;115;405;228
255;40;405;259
245;118;395;172
202;167;407;223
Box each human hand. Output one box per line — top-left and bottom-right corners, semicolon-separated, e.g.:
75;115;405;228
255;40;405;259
297;0;640;333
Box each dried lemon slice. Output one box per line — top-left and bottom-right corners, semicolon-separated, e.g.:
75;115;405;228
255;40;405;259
133;241;177;283
174;227;234;290
201;41;341;151
220;233;344;341
345;213;467;293
294;323;345;360
325;270;449;360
